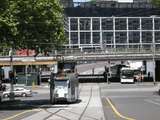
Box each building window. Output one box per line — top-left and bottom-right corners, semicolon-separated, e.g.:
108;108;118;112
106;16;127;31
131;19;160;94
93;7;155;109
70;18;78;30
141;18;152;30
80;32;91;44
93;32;100;44
70;32;78;44
129;31;140;43
80;18;91;30
102;32;113;44
128;18;140;30
155;31;160;43
154;18;160;30
115;18;127;30
115;32;127;43
102;18;113;30
92;18;100;30
142;31;152;43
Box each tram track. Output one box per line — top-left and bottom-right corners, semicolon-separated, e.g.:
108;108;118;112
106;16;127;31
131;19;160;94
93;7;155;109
42;84;95;120
78;87;93;120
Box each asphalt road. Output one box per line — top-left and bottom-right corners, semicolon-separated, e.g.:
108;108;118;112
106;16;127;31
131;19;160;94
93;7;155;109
0;86;50;120
1;83;160;120
100;83;160;120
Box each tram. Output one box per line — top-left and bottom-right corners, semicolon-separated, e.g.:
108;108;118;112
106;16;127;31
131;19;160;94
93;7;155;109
50;61;79;104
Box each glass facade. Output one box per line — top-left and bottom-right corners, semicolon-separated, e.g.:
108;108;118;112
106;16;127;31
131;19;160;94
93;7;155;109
68;17;160;50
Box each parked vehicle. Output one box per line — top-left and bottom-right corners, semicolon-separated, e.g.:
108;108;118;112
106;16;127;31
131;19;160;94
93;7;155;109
3;87;32;98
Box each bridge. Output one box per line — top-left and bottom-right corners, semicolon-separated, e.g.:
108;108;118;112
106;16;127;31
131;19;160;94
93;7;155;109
0;48;159;62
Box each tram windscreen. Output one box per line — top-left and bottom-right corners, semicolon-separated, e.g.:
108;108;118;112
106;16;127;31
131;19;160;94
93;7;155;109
54;80;68;87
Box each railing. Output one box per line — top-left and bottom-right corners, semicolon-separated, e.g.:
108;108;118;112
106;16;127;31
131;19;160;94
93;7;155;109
0;48;158;56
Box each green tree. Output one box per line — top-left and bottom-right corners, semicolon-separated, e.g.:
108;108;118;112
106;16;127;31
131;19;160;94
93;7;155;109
152;0;160;7
0;0;18;54
0;0;66;54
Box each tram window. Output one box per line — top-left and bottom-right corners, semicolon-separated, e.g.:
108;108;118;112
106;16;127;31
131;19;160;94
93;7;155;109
54;80;68;87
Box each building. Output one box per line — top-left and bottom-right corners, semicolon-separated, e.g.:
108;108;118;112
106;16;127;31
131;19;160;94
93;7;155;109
61;0;160;52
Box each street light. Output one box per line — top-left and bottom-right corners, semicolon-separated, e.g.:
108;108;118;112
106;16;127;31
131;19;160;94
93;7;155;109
9;48;14;100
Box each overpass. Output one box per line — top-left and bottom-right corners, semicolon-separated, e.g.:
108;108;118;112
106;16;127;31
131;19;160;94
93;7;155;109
0;49;159;62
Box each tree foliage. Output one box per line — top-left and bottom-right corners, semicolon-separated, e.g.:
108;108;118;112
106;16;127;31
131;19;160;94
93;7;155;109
152;0;160;7
0;0;66;53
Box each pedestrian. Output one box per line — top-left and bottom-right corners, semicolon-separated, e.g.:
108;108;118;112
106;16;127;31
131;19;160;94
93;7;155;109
147;72;150;81
92;68;94;75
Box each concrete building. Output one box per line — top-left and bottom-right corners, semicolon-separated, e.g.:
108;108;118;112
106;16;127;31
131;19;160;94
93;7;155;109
60;0;160;81
61;0;160;51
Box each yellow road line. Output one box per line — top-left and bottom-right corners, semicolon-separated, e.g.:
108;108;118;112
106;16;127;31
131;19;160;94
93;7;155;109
106;97;136;120
3;109;42;120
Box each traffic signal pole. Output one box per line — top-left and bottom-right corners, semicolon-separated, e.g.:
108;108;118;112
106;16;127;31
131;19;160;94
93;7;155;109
9;48;14;101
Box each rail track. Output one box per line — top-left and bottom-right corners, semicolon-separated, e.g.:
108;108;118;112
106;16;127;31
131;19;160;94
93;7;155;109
42;84;95;120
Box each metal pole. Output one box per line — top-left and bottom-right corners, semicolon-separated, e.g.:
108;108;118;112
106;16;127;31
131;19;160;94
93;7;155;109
9;48;14;100
153;42;156;85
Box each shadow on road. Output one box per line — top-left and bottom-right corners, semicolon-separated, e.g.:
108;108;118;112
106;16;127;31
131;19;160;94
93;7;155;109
0;99;82;110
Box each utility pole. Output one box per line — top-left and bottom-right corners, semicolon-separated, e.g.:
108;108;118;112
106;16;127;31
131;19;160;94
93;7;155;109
152;41;156;85
9;48;14;100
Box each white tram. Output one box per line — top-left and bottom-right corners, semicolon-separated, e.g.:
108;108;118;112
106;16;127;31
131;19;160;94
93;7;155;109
50;61;79;104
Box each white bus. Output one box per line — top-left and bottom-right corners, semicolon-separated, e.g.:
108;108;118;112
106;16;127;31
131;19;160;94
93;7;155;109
120;67;135;83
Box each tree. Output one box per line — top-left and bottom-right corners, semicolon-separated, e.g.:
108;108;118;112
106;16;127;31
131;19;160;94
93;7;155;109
152;0;160;7
0;0;66;54
0;0;19;54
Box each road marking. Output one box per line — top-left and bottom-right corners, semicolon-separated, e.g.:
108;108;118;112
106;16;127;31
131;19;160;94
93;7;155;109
106;97;136;120
145;99;160;106
3;109;42;120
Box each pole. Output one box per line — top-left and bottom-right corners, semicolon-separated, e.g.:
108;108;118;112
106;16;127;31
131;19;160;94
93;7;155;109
9;48;14;100
153;41;156;85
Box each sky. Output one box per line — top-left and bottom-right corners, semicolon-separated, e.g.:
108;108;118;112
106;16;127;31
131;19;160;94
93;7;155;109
73;0;133;2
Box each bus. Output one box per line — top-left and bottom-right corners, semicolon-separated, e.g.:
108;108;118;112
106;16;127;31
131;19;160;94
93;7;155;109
50;61;79;104
120;67;135;84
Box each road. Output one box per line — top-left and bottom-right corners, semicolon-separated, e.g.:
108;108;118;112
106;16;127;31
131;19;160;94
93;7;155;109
100;83;160;120
1;83;160;120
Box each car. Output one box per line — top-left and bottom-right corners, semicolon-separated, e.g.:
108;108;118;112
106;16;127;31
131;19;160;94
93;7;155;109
3;87;32;98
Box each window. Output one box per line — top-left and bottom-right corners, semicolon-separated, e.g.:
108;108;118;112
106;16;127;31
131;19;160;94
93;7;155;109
80;18;91;30
142;18;152;30
128;18;140;30
102;32;113;44
102;18;113;30
70;18;78;30
93;32;100;44
92;18;100;30
142;31;152;43
129;31;140;43
80;32;91;44
70;32;78;44
155;18;160;30
115;32;127;43
115;18;127;30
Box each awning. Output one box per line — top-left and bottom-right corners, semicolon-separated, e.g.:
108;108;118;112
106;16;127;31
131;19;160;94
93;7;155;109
0;60;57;66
